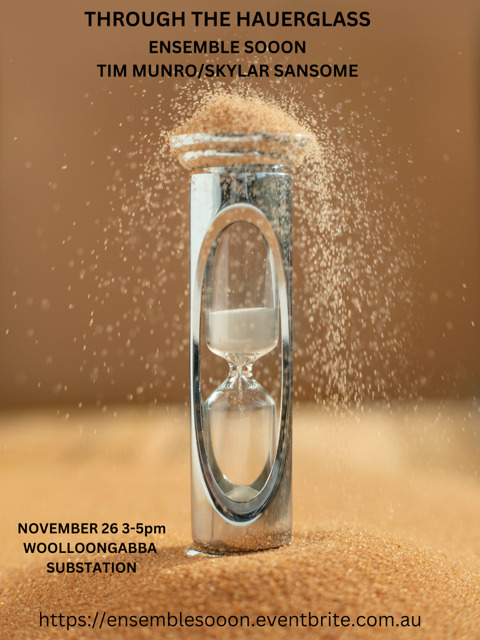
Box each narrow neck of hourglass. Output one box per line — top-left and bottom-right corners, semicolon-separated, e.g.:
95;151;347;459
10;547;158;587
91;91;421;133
224;361;256;388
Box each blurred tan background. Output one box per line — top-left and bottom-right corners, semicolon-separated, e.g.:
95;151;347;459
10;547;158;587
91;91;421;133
1;0;479;408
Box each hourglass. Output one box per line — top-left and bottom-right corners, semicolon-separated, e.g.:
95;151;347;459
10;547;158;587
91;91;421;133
171;130;310;553
204;219;278;504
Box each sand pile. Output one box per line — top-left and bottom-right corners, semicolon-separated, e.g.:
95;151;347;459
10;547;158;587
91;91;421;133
0;405;479;639
172;93;313;136
1;527;479;639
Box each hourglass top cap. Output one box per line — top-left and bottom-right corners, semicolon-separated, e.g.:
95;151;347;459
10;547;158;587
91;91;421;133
170;131;314;170
169;92;316;170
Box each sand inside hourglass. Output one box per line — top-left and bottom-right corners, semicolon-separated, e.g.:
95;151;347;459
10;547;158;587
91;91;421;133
207;306;278;359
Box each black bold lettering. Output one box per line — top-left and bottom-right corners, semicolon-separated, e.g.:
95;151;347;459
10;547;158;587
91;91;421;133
346;12;359;26
133;64;146;77
359;11;371;26
294;11;306;26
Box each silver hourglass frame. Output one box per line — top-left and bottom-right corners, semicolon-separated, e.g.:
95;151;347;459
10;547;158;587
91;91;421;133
171;132;310;554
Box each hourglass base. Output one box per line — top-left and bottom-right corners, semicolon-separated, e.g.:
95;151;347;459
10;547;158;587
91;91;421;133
190;528;292;556
187;533;291;557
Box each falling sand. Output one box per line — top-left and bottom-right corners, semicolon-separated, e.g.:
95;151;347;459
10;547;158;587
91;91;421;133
83;86;418;406
170;89;416;402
